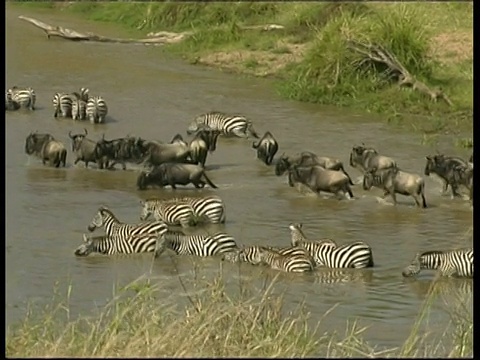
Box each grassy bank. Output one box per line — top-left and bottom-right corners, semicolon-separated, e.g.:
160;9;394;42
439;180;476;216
6;270;473;358
11;2;473;146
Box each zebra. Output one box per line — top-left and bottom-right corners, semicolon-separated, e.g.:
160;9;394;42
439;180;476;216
7;86;36;110
164;195;226;224
87;206;168;239
86;96;108;124
187;111;259;139
5;91;20;111
139;199;197;228
289;223;337;247
223;245;316;273
53;92;73;118
75;233;163;256
402;249;473;278
71;92;87;120
154;231;238;258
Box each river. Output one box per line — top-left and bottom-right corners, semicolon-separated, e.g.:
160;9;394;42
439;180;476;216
5;4;473;352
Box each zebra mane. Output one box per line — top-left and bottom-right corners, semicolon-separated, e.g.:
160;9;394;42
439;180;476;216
98;206;119;221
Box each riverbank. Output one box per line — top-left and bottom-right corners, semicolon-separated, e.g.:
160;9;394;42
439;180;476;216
11;2;472;146
6;272;473;358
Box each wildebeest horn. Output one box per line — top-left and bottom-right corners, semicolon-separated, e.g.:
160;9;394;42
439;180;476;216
68;131;73;139
84;128;88;136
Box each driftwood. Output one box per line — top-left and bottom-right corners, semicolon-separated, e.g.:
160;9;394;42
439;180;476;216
18;15;192;44
348;39;453;106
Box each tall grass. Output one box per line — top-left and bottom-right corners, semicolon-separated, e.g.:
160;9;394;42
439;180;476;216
6;264;473;358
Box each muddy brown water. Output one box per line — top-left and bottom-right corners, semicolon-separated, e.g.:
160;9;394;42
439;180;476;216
6;5;473;351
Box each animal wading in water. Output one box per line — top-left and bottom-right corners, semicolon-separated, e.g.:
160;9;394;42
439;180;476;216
188;129;220;167
349;145;397;173
452;162;473;201
69;129;107;169
7;86;36;110
134;139;193;168
5;91;20;111
25;132;67;168
187;111;259;139
137;163;218;190
402;249;473;278
363;166;427;208
252;131;279;166
424;154;469;198
288;164;354;199
275;152;354;185
86;96;108;124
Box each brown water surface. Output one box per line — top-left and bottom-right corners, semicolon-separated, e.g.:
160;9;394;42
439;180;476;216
6;5;473;351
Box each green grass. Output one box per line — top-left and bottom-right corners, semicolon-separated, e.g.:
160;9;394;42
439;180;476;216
9;2;473;146
6;267;473;358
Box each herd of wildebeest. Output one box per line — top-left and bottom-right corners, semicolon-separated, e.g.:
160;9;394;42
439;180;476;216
7;85;474;279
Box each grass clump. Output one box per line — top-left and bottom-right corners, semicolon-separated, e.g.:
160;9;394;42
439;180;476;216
6;265;473;358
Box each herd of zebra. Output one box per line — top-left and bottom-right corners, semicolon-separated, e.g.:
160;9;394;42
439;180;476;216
7;85;474;279
6;86;108;123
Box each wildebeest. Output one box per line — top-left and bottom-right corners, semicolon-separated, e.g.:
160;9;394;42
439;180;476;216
137;163;218;190
188;129;221;167
94;134;143;170
424;154;468;198
5;91;20;111
135;140;192;167
252;131;278;166
288;165;354;199
363;166;427;208
68;129;107;169
275;152;354;185
25;132;67;168
349;145;397;174
170;133;188;146
452;162;473;201
469;152;473;164
192;129;221;153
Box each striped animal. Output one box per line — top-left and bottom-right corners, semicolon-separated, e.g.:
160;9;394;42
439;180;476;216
225;245;315;273
154;232;238;258
74;233;163;256
7;86;36;110
139;199;197;228
187;111;259;138
86;96;108;124
164;195;226;224
53;92;73;118
87;206;168;239
71;92;87;120
402;249;473;278
5;91;20;111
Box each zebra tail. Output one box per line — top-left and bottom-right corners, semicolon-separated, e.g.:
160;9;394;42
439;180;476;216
202;172;218;189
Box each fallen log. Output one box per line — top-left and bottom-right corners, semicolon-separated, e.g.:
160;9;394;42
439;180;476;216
18;15;192;44
347;39;453;106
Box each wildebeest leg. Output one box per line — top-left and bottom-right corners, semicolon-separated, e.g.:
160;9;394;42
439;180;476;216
450;184;462;198
441;180;449;194
169;182;177;190
345;184;354;199
194;180;206;188
390;192;398;206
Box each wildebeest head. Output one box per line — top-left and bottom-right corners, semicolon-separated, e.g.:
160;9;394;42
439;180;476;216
424;154;444;176
94;134;116;160
275;154;290;176
74;234;95;257
68;128;88;152
452;163;473;185
25;132;54;155
170;133;186;145
349;145;378;168
195;129;220;152
137;171;150;190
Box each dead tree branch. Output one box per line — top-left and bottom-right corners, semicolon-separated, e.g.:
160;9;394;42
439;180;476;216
347;39;453;106
18;15;192;44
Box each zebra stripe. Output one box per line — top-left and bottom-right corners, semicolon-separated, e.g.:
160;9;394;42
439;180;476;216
188;111;258;138
402;249;473;278
164;196;226;224
75;233;161;256
88;206;168;239
53;92;73;118
72;97;87;120
8;86;36;110
86;96;108;124
140;199;196;228
224;245;315;273
296;240;374;269
155;232;238;257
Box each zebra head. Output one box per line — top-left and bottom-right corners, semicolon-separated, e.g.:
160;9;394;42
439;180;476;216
139;200;154;221
289;223;305;246
401;252;423;277
222;249;241;263
87;206;110;232
74;234;95;257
